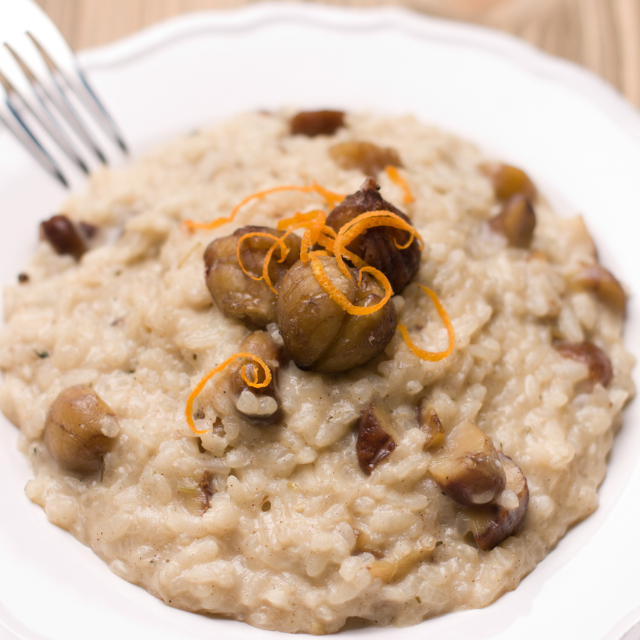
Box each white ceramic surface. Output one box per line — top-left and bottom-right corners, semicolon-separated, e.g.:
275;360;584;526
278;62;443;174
1;5;639;640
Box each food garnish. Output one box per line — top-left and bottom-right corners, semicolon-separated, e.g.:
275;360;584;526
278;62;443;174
191;177;454;412
184;182;344;232
397;285;455;362
185;352;272;434
384;165;414;204
204;225;301;327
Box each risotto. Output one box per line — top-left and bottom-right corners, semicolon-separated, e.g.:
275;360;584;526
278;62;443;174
0;111;634;634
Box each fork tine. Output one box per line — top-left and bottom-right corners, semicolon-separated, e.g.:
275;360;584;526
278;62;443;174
0;57;89;174
18;32;108;164
0;109;68;187
0;0;127;187
28;32;128;154
6;39;109;166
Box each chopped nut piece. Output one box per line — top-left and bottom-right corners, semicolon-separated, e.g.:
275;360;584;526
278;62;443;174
481;162;537;202
465;453;529;551
290;110;345;137
570;263;626;314
44;385;119;475
204;225;301;327
325;177;420;294
198;470;216;514
354;529;384;558
329;141;402;176
430;421;506;506
40;214;88;260
418;402;445;450
368;541;434;582
277;257;397;373
490;195;536;248
357;399;396;475
228;330;283;424
555;341;613;387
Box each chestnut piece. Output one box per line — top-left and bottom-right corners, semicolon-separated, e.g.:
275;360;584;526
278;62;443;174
277;256;397;373
329;141;402;176
44;385;119;475
204;225;301;328
481;162;537;202
429;421;506;506
555;341;613;387
417;401;445;450
357;399;396;475
290;110;345;137
570;263;626;314
40;214;88;260
325;178;420;294
198;470;216;515
466;453;529;551
489;195;536;248
227;330;283;424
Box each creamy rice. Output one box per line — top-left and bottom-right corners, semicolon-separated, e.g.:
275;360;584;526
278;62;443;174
0;111;634;634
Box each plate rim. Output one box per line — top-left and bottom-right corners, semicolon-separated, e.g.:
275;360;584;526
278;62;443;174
77;2;640;143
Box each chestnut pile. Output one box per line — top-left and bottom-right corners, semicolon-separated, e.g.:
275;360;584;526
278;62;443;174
203;177;419;374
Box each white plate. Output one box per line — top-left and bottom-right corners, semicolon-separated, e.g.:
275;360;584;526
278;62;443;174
1;5;639;640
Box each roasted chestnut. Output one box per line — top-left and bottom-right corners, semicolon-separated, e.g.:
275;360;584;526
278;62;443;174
204;225;301;327
429;420;506;506
329;141;402;176
325;178;420;294
44;385;119;475
227;330;283;424
277;256;397;373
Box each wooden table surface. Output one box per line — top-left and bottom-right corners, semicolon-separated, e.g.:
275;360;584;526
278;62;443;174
35;0;640;109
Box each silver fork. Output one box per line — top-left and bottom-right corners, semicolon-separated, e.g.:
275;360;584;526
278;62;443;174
0;0;127;187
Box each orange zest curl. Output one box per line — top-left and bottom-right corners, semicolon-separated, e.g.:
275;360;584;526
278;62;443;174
185;353;272;435
397;285;455;362
311;180;345;209
276;209;338;263
184;182;344;232
385;165;414;204
277;209;324;231
236;232;289;291
333;210;423;280
309;254;393;316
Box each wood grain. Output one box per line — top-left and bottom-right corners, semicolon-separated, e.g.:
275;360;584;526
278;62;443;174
34;0;640;108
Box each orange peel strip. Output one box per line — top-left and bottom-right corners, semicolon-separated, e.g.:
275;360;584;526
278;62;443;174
334;210;422;280
309;254;392;316
261;224;307;292
277;210;323;231
385;165;414;204
311;180;344;208
185;352;272;435
397;285;455;361
185;183;344;232
337;211;422;249
300;211;328;262
313;226;337;256
237;232;288;287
